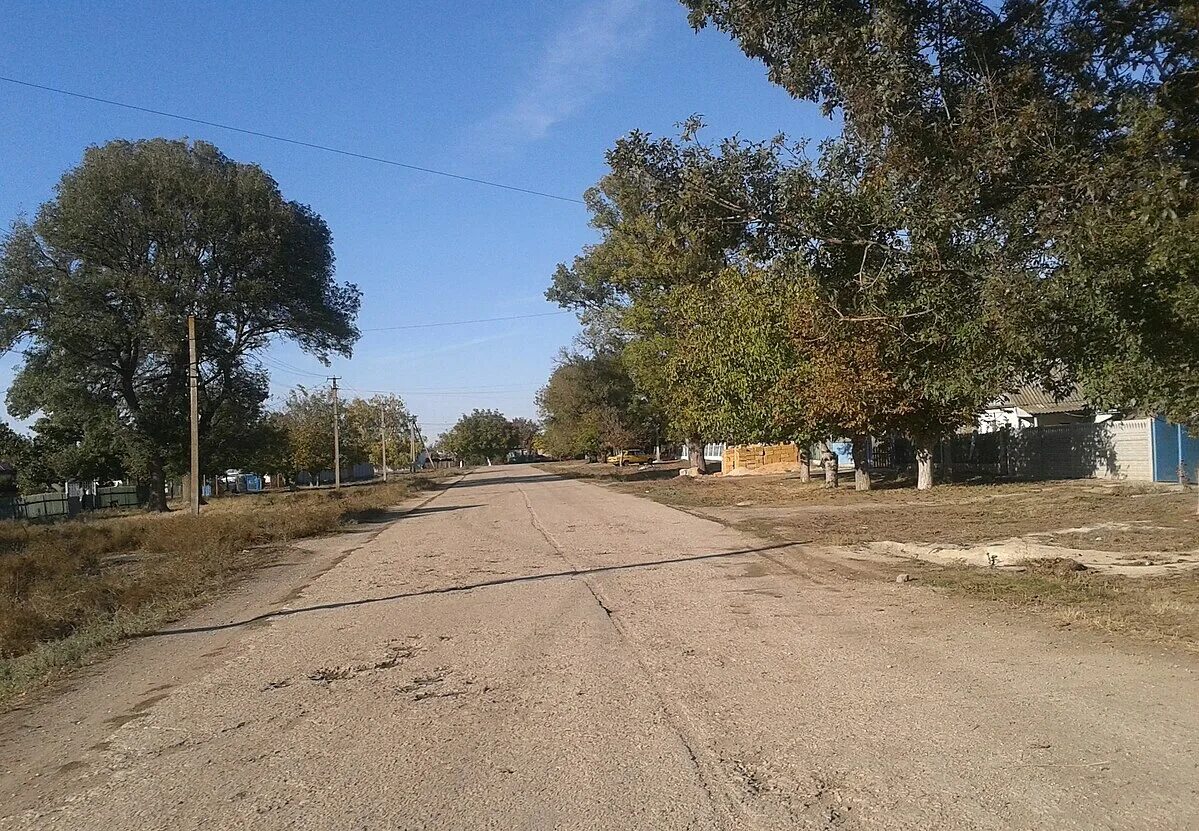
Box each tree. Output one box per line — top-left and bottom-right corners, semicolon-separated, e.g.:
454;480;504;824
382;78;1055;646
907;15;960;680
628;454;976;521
508;417;542;456
239;411;293;485
536;350;660;460
549;123;1009;486
682;0;1199;428
0;138;361;508
548;124;801;473
278;385;339;483
342;394;420;471
441;409;517;465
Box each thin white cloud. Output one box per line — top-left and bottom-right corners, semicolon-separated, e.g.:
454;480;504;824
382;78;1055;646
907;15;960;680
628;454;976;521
480;0;655;146
397;330;524;361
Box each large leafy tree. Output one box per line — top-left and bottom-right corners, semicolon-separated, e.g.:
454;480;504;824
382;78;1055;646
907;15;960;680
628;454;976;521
683;0;1199;426
536;350;661;460
548;125;801;472
441;409;517;465
0;138;361;508
342;394;421;470
508;417;542;456
278;385;342;481
551;125;1013;486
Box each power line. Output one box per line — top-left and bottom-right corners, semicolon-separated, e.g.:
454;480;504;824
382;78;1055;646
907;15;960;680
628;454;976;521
258;360;540;393
341;387;537;397
0;75;585;205
359;310;571;331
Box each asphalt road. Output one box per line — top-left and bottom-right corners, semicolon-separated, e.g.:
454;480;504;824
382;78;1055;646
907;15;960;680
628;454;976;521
2;465;1197;830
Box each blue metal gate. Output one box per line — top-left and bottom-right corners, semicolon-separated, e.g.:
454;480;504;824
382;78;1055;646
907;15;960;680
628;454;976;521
1152;418;1199;483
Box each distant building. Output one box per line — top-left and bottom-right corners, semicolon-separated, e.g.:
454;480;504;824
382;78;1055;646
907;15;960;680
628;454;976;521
978;384;1120;433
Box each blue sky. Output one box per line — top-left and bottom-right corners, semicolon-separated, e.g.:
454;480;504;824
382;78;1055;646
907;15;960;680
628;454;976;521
0;0;835;437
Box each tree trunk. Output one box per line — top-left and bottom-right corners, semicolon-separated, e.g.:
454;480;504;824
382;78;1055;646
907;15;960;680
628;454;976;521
852;434;872;491
942;437;954;482
820;442;839;488
916;440;935;490
146;455;168;512
688;440;709;475
798;447;811;483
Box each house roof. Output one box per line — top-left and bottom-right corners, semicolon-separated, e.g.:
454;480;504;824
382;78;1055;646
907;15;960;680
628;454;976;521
992;383;1090;415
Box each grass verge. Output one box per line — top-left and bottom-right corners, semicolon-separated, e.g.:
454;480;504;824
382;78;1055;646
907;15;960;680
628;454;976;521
540;462;1199;652
918;563;1199;653
0;476;446;706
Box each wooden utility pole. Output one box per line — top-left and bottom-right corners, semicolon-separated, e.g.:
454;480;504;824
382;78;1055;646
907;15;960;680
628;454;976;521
409;419;417;473
330;377;341;489
187;315;200;516
380;401;388;482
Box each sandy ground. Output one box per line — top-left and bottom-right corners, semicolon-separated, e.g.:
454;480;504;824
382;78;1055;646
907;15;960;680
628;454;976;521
2;465;1197;830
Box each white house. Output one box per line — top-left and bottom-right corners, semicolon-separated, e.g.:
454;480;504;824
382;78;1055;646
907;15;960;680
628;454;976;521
978;384;1119;433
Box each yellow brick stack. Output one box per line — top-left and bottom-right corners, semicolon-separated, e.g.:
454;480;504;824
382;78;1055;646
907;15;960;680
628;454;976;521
722;442;801;473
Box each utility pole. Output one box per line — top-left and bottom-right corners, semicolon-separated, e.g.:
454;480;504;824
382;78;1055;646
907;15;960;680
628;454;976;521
380;401;388;482
187;315;200;516
409;419;417;473
330;377;341;489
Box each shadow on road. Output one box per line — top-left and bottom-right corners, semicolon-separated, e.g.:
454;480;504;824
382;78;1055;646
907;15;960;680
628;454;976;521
344;503;483;525
135;541;798;639
425;472;562;489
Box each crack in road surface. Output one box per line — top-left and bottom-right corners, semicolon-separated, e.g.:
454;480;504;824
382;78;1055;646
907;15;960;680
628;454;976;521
518;484;754;830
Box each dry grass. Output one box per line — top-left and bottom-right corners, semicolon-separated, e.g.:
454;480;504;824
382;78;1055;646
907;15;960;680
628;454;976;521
538;459;688;482
0;476;446;704
541;463;1199;651
917;563;1199;653
597;472;1199;551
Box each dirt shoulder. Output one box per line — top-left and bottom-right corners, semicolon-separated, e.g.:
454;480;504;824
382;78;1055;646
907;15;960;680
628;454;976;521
0;478;459;814
537;462;1199;653
0;473;454;708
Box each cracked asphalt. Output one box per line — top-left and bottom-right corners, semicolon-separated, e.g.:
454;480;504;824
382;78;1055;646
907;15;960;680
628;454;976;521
2;465;1197;829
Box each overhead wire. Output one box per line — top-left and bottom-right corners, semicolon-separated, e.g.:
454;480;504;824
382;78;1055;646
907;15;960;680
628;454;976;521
358;310;571;331
0;76;585;205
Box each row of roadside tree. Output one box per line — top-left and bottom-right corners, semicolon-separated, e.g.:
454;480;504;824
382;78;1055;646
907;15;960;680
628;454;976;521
538;1;1198;490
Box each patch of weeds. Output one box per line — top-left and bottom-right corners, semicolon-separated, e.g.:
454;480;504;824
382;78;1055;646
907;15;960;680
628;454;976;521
0;476;447;707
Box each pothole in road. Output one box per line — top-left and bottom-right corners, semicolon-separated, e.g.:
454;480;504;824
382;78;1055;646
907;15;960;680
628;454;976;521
305;640;423;685
395;667;479;702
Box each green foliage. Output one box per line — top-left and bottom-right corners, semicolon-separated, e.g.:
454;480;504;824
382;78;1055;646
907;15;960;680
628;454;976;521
342;394;421;470
682;0;1199;425
278;386;337;477
440;409;518;464
549;124;1006;461
0;138;361;506
536;351;660;458
508;417;542;455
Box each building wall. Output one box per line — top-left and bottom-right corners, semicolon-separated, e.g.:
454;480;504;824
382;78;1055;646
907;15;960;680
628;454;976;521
1009;419;1153;481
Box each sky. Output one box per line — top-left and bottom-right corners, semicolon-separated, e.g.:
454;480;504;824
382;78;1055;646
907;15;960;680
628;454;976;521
0;0;836;439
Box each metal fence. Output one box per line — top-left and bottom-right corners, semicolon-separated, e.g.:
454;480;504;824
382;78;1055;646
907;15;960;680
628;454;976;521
0;491;78;521
0;484;147;522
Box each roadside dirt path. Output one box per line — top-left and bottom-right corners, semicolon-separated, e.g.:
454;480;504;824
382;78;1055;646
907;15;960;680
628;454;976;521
2;466;1196;829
